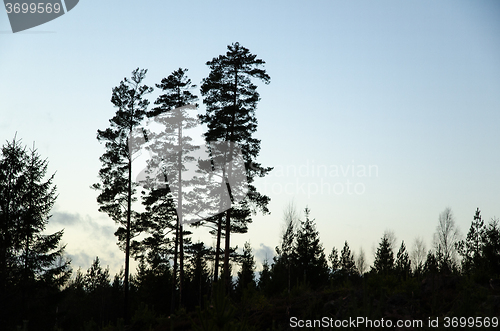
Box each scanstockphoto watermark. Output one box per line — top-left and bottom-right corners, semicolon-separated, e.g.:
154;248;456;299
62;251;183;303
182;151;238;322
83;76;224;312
260;160;379;198
3;0;79;33
290;316;424;328
289;316;499;329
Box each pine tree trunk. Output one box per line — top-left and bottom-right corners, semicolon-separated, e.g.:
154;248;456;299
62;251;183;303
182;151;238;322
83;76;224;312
223;67;238;293
178;125;184;307
224;208;231;292
171;216;179;314
214;214;222;283
124;150;132;323
215;155;229;286
179;223;184;306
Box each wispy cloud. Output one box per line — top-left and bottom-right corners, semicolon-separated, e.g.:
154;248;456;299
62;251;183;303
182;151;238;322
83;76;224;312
254;243;275;269
50;211;115;239
47;211;123;276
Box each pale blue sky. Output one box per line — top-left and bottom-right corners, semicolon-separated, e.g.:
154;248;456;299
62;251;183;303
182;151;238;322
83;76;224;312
1;0;500;274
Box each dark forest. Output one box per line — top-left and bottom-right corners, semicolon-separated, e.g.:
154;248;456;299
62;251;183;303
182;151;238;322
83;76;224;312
1;43;499;331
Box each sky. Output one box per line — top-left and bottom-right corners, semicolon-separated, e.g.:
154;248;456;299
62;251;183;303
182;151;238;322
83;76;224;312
1;0;500;276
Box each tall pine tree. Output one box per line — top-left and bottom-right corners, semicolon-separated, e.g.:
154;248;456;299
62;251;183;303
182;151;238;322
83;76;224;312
200;42;272;290
93;68;153;321
141;68;199;308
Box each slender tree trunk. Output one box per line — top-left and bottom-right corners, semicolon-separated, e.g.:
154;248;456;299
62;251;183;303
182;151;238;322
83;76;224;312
214;150;228;286
171;216;178;314
223;68;238;293
124;153;132;323
178;125;184;307
223;208;231;292
222;141;235;293
214;214;222;283
178;221;184;307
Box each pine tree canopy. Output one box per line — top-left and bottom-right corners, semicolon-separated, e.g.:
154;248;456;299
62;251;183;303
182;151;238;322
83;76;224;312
200;42;272;213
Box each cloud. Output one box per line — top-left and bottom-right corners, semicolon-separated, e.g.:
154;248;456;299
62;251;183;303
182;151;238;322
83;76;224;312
254;243;275;268
50;211;115;239
67;251;92;271
47;211;123;276
50;211;80;225
67;250;124;278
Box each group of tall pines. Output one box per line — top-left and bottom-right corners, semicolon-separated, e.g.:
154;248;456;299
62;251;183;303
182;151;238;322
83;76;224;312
91;42;273;325
1;43;500;330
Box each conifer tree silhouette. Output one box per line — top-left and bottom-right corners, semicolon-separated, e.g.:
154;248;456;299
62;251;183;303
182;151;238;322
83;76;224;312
200;42;272;291
93;68;153;321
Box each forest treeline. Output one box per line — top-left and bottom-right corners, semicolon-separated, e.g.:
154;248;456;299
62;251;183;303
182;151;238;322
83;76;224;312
1;42;500;330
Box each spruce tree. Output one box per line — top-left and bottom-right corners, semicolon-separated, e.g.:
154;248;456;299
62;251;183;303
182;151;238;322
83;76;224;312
185;242;211;308
19;144;69;287
373;233;395;276
424;251;439;275
340;241;357;276
258;258;272;295
292;208;329;288
395;241;411;280
200;42;272;290
482;219;500;277
456;208;486;275
274;211;295;294
236;241;256;298
328;247;340;275
84;257;111;292
0;137;70;328
83;257;112;326
93;68;153;321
